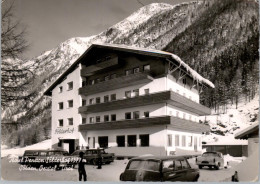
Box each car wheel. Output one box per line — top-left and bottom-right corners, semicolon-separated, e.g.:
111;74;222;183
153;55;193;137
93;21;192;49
215;163;220;170
199;165;203;169
194;174;200;181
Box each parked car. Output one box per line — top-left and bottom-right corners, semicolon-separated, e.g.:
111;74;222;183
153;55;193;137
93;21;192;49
70;148;115;165
19;149;77;168
120;156;200;182
196;151;224;170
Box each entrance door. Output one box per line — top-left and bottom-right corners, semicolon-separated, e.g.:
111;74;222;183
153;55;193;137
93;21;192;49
98;136;108;148
194;137;198;151
63;143;70;152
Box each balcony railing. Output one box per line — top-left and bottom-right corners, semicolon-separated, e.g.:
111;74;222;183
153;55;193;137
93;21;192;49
78;91;211;115
78;115;210;133
79;72;153;96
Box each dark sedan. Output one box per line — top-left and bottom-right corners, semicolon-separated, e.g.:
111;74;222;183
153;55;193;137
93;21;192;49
120;155;199;182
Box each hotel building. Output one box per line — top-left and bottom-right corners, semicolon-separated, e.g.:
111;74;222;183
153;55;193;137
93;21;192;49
44;43;214;156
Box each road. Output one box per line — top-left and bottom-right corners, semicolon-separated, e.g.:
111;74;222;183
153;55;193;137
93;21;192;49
1;157;238;181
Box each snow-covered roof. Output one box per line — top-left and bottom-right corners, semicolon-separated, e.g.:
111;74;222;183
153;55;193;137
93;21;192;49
235;122;259;139
44;43;214;95
93;43;215;88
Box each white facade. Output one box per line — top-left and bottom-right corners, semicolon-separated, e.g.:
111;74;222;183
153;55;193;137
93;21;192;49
47;44;212;156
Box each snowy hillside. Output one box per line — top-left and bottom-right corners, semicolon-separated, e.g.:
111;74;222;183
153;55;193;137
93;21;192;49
201;95;259;144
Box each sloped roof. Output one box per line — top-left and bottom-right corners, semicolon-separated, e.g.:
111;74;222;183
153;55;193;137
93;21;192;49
44;43;214;96
235;123;259;139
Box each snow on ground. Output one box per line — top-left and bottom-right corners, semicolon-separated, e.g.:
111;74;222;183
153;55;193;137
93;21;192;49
201;95;259;144
1;139;51;158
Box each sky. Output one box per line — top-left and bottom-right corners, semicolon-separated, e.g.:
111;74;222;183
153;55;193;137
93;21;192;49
3;0;191;60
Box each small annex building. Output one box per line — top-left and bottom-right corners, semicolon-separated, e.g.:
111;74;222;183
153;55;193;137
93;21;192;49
44;43;214;156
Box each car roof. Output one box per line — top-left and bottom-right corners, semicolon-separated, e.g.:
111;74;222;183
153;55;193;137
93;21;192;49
203;151;222;154
25;150;67;152
130;155;187;161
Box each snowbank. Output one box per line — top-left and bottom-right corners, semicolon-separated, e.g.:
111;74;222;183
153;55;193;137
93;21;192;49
1;139;52;158
233;149;259;181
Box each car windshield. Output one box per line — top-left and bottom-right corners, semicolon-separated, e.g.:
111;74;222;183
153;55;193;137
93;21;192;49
202;153;218;157
24;151;38;156
128;160;160;172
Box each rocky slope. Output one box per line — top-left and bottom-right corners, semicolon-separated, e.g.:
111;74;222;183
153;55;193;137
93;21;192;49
1;0;259;146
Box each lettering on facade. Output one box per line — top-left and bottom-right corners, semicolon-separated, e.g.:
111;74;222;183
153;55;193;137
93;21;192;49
54;127;74;134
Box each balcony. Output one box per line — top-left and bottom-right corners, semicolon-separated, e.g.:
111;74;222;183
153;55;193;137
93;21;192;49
78;91;211;116
78;116;210;133
81;56;119;77
79;72;153;96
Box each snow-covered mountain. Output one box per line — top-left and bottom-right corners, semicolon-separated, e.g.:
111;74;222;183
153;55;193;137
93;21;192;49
1;0;259;146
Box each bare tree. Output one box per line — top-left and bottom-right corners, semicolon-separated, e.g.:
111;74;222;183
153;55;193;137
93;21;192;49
1;2;33;107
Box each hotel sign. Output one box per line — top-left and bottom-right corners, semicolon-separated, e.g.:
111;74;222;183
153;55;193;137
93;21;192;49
54;127;74;134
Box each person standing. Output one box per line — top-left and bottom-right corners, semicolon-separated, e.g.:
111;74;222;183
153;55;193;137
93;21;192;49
78;152;87;181
97;148;102;169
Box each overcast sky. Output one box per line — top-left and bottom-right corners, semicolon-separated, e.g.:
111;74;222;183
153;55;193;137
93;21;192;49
4;0;191;59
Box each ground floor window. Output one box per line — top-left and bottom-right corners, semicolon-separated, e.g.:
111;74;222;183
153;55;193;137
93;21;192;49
127;135;136;147
182;135;186;147
175;135;179;147
140;134;149;147
98;136;108;148
117;135;125;147
187;136;193;147
167;134;172;147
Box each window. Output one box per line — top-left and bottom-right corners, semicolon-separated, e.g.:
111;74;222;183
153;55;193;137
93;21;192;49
117;136;125;147
167;134;172;147
140;134;149;147
133;67;140;73
104;115;109;122
58;102;63;110
181;160;190;169
105;75;110;81
111;114;116;121
104;95;109;102
187;136;193;147
82;99;86;106
133;111;140;119
68;118;73;126
144;88;149;95
182;135;186;147
111;94;116;101
67;82;73;90
82;118;86;124
133;89;139;97
89;80;95;85
182;78;187;85
89;117;94;123
127;135;136;147
144;111;149;118
82;81;86;87
96;97;101;104
58;119;63;127
163;160;174;172
111;73;117;79
125;112;131;119
96;116;100;123
59;86;63;93
125;69;132;76
143;64;150;71
175;135;179;147
89;98;94;105
68;100;73;108
174;160;182;170
125;91;131;98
